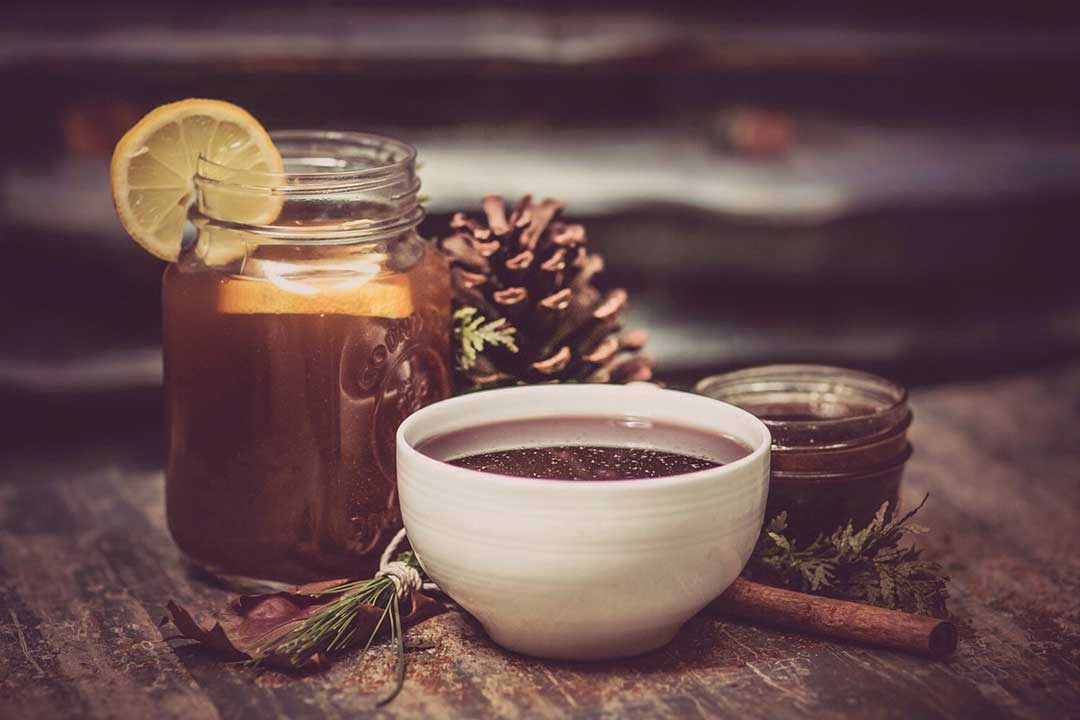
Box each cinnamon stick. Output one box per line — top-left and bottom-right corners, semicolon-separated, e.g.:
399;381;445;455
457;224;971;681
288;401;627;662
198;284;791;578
712;578;957;659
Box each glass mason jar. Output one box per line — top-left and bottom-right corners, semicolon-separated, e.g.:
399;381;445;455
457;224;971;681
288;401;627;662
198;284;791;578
695;365;912;543
163;131;451;587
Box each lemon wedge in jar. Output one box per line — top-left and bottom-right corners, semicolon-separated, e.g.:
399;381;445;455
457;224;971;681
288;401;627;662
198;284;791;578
110;99;284;261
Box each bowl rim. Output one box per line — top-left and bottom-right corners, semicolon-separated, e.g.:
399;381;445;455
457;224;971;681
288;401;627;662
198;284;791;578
396;384;771;494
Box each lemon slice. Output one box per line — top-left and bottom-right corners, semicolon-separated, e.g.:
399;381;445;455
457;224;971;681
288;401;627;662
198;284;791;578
110;99;284;261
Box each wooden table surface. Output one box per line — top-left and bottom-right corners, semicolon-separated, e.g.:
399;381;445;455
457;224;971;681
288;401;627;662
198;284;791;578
2;365;1079;719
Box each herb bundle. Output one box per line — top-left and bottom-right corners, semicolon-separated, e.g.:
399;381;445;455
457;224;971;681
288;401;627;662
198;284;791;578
744;495;949;617
163;546;440;706
254;569;405;660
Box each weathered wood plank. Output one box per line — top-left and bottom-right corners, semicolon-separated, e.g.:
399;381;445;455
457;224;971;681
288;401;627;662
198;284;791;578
904;366;1080;718
0;468;222;720
2;366;1079;718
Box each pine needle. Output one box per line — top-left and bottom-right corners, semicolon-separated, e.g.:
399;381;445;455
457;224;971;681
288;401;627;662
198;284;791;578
377;595;407;707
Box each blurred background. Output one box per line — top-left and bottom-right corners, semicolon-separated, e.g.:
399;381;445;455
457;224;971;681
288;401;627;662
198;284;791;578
3;2;1080;456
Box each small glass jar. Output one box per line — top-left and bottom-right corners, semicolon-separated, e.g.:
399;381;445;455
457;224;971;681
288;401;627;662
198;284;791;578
163;131;451;587
695;365;912;543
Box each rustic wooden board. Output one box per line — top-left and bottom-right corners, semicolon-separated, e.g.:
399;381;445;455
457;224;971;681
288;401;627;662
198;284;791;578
2;366;1079;718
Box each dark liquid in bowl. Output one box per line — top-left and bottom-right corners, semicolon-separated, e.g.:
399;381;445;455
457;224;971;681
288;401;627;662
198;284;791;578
418;416;751;481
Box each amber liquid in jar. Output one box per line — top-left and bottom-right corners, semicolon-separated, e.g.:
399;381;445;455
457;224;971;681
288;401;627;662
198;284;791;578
164;249;450;584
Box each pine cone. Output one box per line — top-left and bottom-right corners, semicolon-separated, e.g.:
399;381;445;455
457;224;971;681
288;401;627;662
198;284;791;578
439;194;654;389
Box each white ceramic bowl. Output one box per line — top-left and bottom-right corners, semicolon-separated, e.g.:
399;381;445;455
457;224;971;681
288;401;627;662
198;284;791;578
396;384;770;660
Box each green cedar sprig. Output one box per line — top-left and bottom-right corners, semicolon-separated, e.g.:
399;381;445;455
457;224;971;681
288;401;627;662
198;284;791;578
453;307;518;370
745;495;950;617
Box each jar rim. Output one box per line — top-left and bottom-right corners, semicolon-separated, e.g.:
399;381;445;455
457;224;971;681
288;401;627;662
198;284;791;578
195;130;418;191
191;129;423;242
695;364;908;428
694;364;910;454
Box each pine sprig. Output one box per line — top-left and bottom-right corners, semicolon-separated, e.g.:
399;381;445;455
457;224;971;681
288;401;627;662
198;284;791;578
453;306;518;370
253;579;393;664
250;552;419;706
745;495;949;617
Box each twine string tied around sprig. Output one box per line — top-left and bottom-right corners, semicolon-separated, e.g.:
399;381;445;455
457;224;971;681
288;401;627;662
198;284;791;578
377;527;440;599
